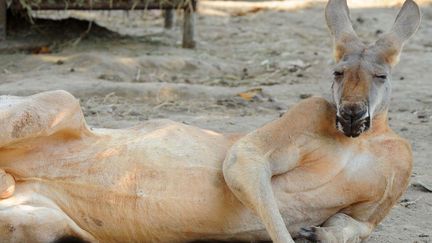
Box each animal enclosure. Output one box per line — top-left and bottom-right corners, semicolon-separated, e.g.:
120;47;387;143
0;0;197;48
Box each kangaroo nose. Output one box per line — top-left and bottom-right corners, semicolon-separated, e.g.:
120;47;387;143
340;104;367;121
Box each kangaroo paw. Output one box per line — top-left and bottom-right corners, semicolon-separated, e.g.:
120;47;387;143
0;169;15;199
299;227;321;243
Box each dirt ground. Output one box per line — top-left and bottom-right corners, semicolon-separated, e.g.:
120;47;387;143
0;0;431;242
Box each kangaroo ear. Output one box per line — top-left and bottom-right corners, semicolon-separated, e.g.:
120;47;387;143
325;0;363;62
375;0;421;66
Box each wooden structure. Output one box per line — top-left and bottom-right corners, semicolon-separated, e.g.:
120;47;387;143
0;0;197;48
0;0;5;40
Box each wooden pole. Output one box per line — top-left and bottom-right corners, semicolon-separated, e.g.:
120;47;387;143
164;9;174;29
182;6;195;48
0;0;6;40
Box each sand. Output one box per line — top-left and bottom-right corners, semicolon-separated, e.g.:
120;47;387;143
0;1;431;242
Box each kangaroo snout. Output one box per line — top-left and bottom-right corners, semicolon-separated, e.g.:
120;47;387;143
336;101;370;138
339;102;368;121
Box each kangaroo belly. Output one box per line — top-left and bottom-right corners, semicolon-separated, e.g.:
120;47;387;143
2;121;267;242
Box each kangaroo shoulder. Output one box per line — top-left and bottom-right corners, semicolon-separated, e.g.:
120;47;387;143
371;135;413;172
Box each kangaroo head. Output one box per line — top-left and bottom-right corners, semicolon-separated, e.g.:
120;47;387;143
325;0;421;137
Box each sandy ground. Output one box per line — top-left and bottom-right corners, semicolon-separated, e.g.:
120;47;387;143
0;1;431;242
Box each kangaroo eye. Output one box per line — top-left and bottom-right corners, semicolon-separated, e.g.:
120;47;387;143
375;74;387;79
333;71;344;77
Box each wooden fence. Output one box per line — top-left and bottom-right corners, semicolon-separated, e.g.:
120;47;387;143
0;0;197;48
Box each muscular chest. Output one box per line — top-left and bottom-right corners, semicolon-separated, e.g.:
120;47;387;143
272;141;386;205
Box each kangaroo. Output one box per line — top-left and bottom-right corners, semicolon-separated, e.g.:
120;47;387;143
0;0;420;242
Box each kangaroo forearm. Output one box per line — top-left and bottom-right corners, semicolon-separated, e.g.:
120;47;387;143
223;149;295;243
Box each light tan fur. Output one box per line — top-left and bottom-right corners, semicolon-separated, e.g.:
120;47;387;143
0;1;420;242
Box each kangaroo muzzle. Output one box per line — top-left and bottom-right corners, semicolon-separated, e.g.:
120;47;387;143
336;102;370;137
